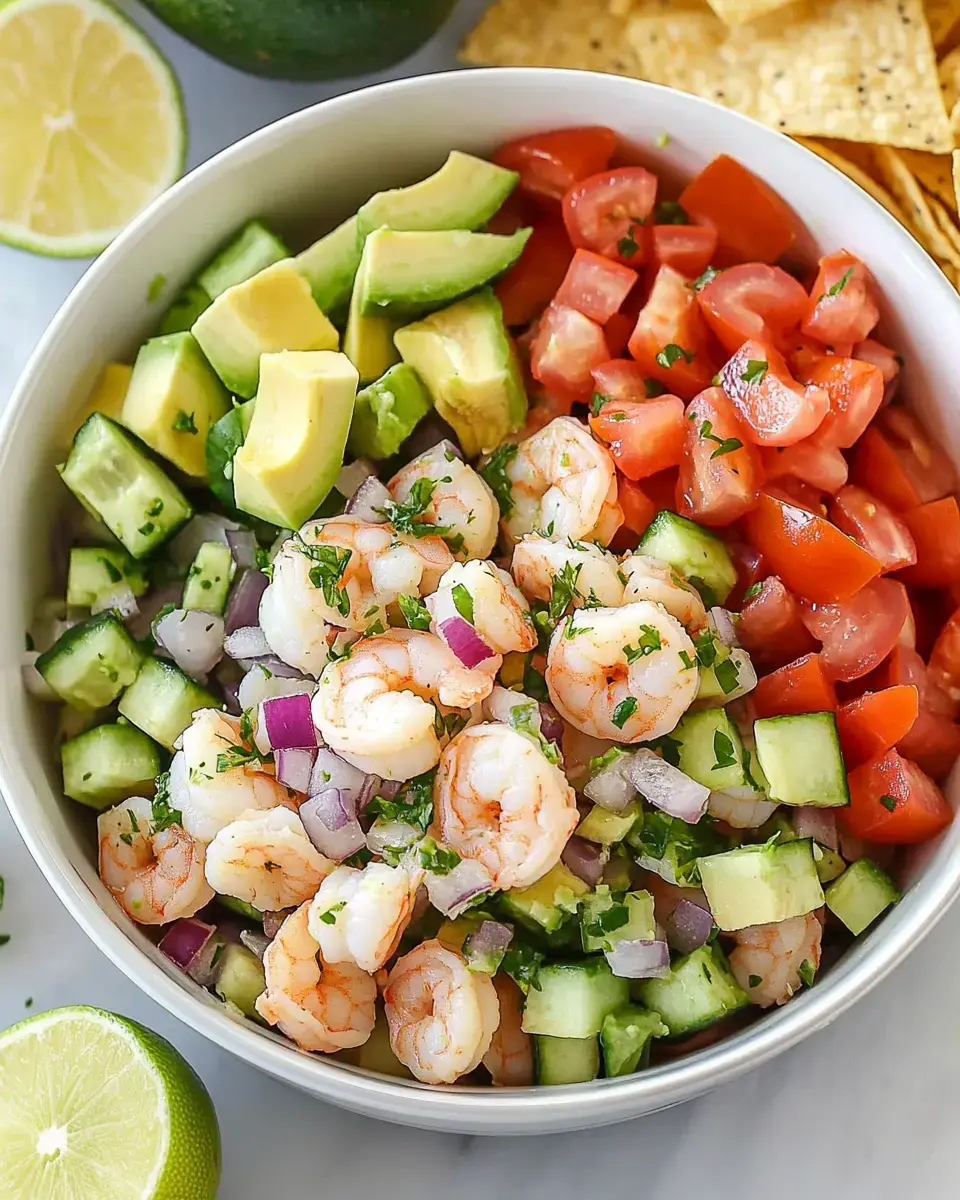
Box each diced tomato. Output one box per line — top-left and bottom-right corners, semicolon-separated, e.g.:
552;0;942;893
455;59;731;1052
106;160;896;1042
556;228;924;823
929;608;960;709
553;249;638;325
493;126;618;203
718;340;829;447
795;357;883;449
874;644;952;713
828;485;916;573
724;539;767;608
849;426;923;512
736;575;817;669
652;224;717;278
484;190;534;236
517;386;578;440
495;213;573;327
696;264;808;355
875;408;957;505
787;333;852;377
590;396;686;480
898;709;960;780
677;386;762;526
762;439;847;495
843;750;952;843
897;498;960;588
562;167;658;265
801;251;879;346
752;653;838;717
529;304;609;397
678;155;797;266
774;477;828;514
616;474;657;534
628;266;720;399
646;467;680;512
853;338;900;403
744;490;882;603
799;577;910;682
836;686;920;768
591;358;654;403
603;313;635;358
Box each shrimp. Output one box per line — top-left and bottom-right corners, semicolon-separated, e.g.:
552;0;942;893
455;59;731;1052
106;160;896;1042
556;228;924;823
501;416;623;545
383;939;499;1084
434;723;578;891
428;560;536;656
511;535;625;610
619;554;708;632
176;709;291;844
545;601;698;743
255;901;377;1052
98;796;214;926
260;516;453;675
728;912;823;1008
312;628;496;780
388;442;499;561
306;861;423;973
482;974;534;1086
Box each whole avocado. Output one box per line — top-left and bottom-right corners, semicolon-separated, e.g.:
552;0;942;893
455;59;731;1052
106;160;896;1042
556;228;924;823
140;0;459;80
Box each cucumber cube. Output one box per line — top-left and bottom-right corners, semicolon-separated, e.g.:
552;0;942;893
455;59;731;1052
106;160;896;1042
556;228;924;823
534;1035;599;1085
37;612;142;711
637;510;737;606
825;858;900;935
66;547;149;609
673;707;748;792
61;723;160;810
754;712;850;808
182;541;235;614
118;656;220;751
580;888;656;954
637;944;749;1038
214;943;266;1020
521;959;629;1039
600;1006;669;1077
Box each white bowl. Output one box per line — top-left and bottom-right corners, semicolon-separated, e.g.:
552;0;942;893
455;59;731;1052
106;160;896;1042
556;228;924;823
2;68;959;1135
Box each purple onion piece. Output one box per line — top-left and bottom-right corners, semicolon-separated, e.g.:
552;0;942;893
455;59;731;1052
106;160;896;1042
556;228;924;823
439;616;494;669
299;789;365;861
538;701;564;746
708;607;739;648
159;918;216;972
402;419;461;461
583;752;636;813
336;458;377;500
604;938;671;979
125;582;183;641
226;528;258;570
376;779;403;801
224;625;271;660
792;806;839;851
187;934;227;988
664;898;714;954
275;747;317;794
425;858;494;918
239;929;271;961
262;692;317;750
169;514;239;566
625;749;710;823
366;819;420;857
357;773;382;812
237;666;313;711
225;570;268;635
262;910;291;940
463;919;513;970
309;748;371;801
346;476;391;524
561;835;607;887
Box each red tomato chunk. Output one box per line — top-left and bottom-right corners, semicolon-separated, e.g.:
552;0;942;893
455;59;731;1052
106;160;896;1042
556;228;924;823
736;575;817;669
697;263;808;355
828;485;916;573
836;687;920;769
799;576;909;682
494;126;618;202
796;356;883;449
553;249;637;325
801;251;879;346
562;167;658;265
677;387;761;526
590;397;686;480
629;266;720;399
529;304;608;396
844;750;952;844
652;224;717;278
751;653;838;718
719;340;829;446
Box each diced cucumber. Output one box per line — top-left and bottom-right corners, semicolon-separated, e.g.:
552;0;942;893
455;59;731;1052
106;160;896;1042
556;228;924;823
522;959;629;1039
198;220;290;299
58;414;193;559
637;944;750;1037
576;801;642;846
754;713;850;808
673;707;748;792
117;656;220;751
295;215;363;320
182;541;235;614
580;888;656;954
699;838;824;931
214;943;266;1020
499;862;590;934
600;1006;669;1077
637;511;737;606
37;613;142;710
358;1007;413;1079
627;810;729;886
814;844;847;884
534;1035;599;1085
66;547;149;608
824;858;899;935
61;722;160;809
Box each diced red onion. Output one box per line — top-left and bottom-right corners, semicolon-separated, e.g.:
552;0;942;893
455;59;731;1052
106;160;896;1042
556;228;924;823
309;749;370;800
604;938;671;979
336;458;377;500
402;418;461;461
159;918;216;972
169;514;240;566
125;582;183;641
483;684;534;725
345;476;391;524
366;818;420;857
262;693;317;750
708;786;777;829
154;609;225;679
411;884;430;924
538;702;564;746
188;934;228;988
664;898;714;954
225;569;269;635
239;929;271;960
561;835;607;887
583;751;636;813
300;789;366;861
463;919;513;969
357;773;382;812
792;806;839;851
21;652;57;700
626;749;710;822
262;910;290;939
237;665;314;711
226;528;258;570
426;857;494;918
438;616;495;669
275;747;317;793
224;625;271;660
92;584;139;619
708;607;739;648
377;779;403;801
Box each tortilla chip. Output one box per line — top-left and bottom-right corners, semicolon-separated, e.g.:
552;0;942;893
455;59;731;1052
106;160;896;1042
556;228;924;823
704;0;796;26
924;0;960;49
928;193;960;257
939;47;960;137
872;145;960;264
795;138;913;225
954;150;960;211
898;149;958;213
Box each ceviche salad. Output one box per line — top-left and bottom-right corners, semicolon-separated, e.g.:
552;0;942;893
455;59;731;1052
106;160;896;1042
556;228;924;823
26;125;960;1088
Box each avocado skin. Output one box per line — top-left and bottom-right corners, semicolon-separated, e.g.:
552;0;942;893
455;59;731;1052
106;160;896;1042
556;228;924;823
141;0;458;80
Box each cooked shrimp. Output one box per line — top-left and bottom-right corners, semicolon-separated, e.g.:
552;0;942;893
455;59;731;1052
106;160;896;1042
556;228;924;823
729;912;823;1008
545;601;698;743
482;974;533;1086
383;939;499;1084
312;628;496;780
205;806;332;911
434;723;578;890
307;861;423;973
255;901;377;1052
511;534;625;610
176;709;291;844
98;796;214;926
620;555;708;632
429;560;537;656
501;416;623;545
388;442;499;561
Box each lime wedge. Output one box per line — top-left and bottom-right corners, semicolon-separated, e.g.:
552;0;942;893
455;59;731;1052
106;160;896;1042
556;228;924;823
0;1006;220;1199
0;0;186;257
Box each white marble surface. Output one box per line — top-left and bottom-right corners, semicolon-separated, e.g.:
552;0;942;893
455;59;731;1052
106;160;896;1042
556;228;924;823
1;3;958;1194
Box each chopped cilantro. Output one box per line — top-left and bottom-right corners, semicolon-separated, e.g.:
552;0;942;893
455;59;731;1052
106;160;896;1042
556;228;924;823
798;958;816;987
138;522;155;537
740;359;769;385
379;476;452;540
690;265;720;292
879;794;897;812
451;583;475;625
508;701;560;764
145;498;164;518
150;790;182;835
398;593;431;631
418;837;461;875
584;904;630;940
172;409;198;434
819;266;854;301
99;556;123;584
591;391;611;416
617;224;643;258
523;660;549;701
623;625;662;663
678;650;697;670
367;771;435;835
714;657;741;695
502;942;544;994
479;443;519;517
644;378;666;397
748;974;763;988
550;561;583;621
612;696;638;729
0;935;10;948
693;629;719;668
712;730;737;771
296;538;352;619
315;901;346;925
645;733;682;767
654;200;689;225
655;343;694;369
743;581;763;602
699;419;743;458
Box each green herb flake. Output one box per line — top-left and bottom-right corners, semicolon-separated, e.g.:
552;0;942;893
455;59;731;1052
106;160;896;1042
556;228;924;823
617;224;643;258
623;625;662;663
150;791;183;835
591;391;611;416
172;409;198;435
550;561;583;621
678;650;696;670
296;538;353;619
398;593;431;631
418;837;461;875
367;771;435;836
693;629;718;669
502;942;544;994
644;733;683;768
714;657;741;695
743;581;763;602
879;794;898;812
654;200;689;225
798;958;816;987
699;419;743;459
612;696;638;729
585;904;630;940
655;131;671;147
451;583;475;625
712;730;737;771
819;266;854;302
316;901;346;925
479;443;519;517
740;359;769;385
748;974;763;988
644;378;666;398
691;265;720;292
655;343;694;369
0;935;10;948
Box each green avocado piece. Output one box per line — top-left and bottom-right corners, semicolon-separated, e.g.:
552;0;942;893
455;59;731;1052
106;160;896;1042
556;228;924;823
296;215;362;319
214;943;266;1020
157;281;211;335
348;364;432;461
343;275;399;385
198;219;289;299
394;288;527;457
498;862;590;934
206;402;249;509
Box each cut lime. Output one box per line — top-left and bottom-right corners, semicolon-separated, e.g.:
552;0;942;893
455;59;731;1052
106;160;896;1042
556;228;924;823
0;1006;220;1199
0;0;186;257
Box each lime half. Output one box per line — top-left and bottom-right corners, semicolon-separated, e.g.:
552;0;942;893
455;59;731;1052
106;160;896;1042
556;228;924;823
0;1006;220;1199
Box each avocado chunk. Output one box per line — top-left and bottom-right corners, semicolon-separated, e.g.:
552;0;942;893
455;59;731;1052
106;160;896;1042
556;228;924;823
80;362;132;424
214;943;266;1020
199;219;289;299
600;1006;669;1077
698;838;824;931
205;399;255;509
233;350;358;529
348;363;432;461
121;333;230;479
182;540;236;614
295;215;362;318
498;861;590;934
356;151;518;239
354;227;530;320
192;259;339;398
394;289;527;457
158;282;211;336
343;275;399;384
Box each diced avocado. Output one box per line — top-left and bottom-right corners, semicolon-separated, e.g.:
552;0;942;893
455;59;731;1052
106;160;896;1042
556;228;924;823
637;944;750;1038
754;713;850;808
347;364;432;461
158;282;211;336
673;707;749;792
463;921;511;975
580;888;656;954
59;414;193;559
192;259;339;398
198;219;289;299
121;333;230;479
182;541;235;614
600;1006;669;1077
695;639;752;706
603;847;633;892
824;857;899;936
66;547;149;608
435;915;509;974
356;151;519;240
627;810;729;886
217;895;262;923
358;1007;413;1079
698;838;824;931
499;861;590;933
534;1035;599;1085
37;612;142;711
79;362;132;424
522;959;629;1039
355;227;530;320
814;844;847;884
394;289;527;457
232;350;358;529
214;943;266;1020
637;511;737;606
61;722;160;809
343;275;399;385
295;215;362;318
576;801;642;847
205;400;255;510
118;656;220;751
